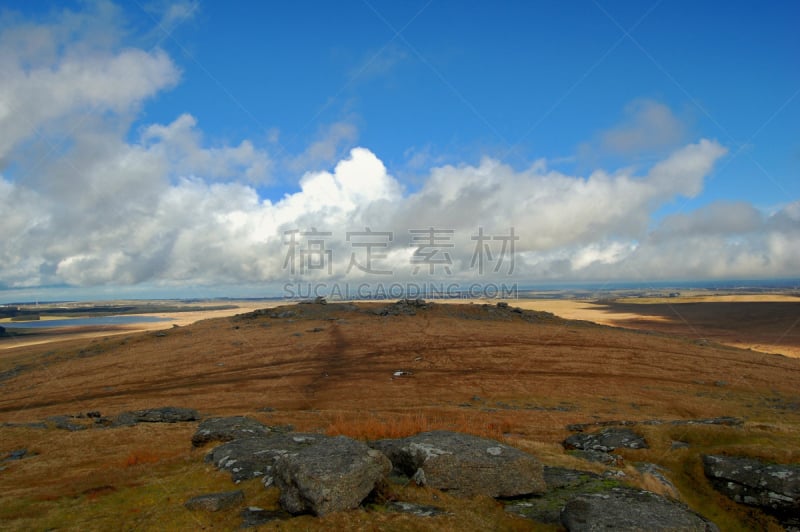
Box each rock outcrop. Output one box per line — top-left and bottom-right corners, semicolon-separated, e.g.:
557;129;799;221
560;487;719;531
273;435;391;516
702;454;800;528
192;416;270;447
114;407;199;426
371;430;545;498
563;427;648;452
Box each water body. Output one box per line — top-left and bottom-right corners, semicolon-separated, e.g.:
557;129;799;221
3;315;172;329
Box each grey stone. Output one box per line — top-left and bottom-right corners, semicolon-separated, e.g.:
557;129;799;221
370;430;545;498
184;490;244;512
239;507;290;528
560;487;719;531
205;433;324;483
563;427;648;452
3;449;28;461
192;416;270;447
703;454;800;527
113;406;199;426
46;415;86;431
274;435;391;516
384;501;448;517
375;299;431;316
506;466;610;524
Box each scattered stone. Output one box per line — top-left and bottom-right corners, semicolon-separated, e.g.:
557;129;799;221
569;449;624;467
384;501;448;517
566;420;638;432
192;416;270;447
560;487;719;531
563;427;648;452
3;449;28;461
114;407;199;426
184;490;244;512
392;370;413;378
46;415;87;431
239;507;291;528
671;440;690;450
703;454;800;527
566;417;743;432
670;416;743;427
205;433;325;483
274;435;391;516
371;430;545;498
376;299;431;316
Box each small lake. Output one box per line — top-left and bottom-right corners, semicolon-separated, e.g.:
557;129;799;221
2;315;172;329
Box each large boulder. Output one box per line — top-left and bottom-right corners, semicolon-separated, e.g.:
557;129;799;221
192;416;270;447
702;454;800;527
370;430;545;498
560;487;719;531
274;435;391;516
563;427;648;452
205;433;323;483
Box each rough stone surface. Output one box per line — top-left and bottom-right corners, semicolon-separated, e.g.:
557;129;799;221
274;435;391;516
563;427;648;452
505;466;612;524
384;501;448;517
371;430;545;498
703;454;800;527
191;416;270;447
184;490;244;512
114;407;199;426
205;433;324;483
560;487;719;531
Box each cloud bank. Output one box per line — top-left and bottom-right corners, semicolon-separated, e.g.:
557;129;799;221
0;5;798;294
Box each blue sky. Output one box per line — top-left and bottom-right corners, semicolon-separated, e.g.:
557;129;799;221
0;1;798;300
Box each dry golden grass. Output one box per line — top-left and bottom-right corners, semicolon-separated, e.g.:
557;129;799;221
0;300;798;530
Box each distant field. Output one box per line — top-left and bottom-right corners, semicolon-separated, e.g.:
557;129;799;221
3;294;798;359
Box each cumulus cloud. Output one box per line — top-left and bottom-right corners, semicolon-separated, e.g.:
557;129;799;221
0;6;797;295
